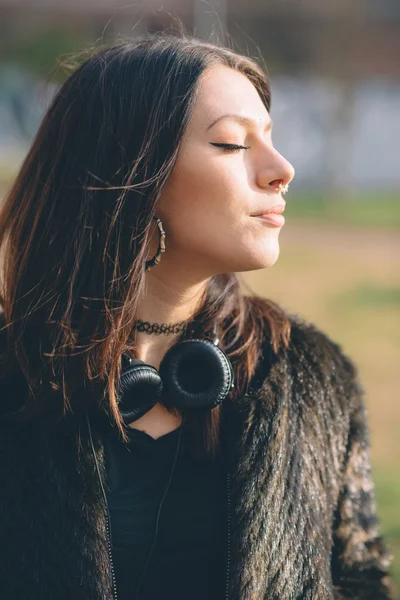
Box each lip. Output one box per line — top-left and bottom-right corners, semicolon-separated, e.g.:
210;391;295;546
253;201;286;217
256;213;285;226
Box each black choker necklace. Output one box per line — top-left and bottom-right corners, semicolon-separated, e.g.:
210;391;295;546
133;319;189;336
132;319;216;339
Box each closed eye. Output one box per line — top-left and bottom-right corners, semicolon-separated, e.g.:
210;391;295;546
209;143;250;153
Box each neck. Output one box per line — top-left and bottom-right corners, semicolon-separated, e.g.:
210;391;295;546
133;271;209;368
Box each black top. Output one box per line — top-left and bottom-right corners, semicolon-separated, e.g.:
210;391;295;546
103;420;228;600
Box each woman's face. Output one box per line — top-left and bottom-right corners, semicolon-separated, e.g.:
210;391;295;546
156;65;295;278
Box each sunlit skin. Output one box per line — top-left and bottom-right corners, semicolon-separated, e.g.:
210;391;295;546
131;65;295;437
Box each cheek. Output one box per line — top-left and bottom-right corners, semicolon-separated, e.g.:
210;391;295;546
162;153;247;227
163;205;274;270
165;200;238;256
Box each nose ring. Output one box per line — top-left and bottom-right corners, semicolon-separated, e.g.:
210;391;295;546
279;183;289;195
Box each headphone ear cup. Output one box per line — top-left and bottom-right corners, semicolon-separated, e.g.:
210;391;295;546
159;339;234;410
117;358;163;425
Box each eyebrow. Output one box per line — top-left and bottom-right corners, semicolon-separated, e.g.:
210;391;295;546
206;113;273;132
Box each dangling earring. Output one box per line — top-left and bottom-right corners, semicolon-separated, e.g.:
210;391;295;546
145;215;166;272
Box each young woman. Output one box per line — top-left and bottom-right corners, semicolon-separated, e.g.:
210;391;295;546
0;34;395;600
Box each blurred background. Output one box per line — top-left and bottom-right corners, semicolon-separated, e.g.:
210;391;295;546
0;0;399;592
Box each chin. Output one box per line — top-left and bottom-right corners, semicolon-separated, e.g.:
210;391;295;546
254;252;280;270
252;240;281;269
229;246;281;273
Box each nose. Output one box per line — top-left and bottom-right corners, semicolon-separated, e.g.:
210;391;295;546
257;149;295;192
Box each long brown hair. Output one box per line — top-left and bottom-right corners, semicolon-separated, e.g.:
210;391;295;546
0;33;291;456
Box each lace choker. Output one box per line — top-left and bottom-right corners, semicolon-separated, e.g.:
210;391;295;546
132;319;189;336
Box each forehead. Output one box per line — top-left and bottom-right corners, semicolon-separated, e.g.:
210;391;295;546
190;65;269;128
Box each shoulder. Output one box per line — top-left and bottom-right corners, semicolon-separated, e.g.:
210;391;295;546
248;293;359;381
284;311;364;412
287;312;358;376
242;294;357;375
248;297;363;410
287;312;356;371
241;295;362;401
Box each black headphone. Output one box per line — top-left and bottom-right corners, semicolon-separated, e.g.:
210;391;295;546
116;324;235;426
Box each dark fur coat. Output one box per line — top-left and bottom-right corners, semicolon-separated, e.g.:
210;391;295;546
0;313;396;599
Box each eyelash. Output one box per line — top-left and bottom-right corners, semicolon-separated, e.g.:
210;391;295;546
210;143;251;153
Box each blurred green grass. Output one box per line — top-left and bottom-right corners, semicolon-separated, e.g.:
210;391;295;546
285;190;400;229
333;284;400;308
374;469;400;587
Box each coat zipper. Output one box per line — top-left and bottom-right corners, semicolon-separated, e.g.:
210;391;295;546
225;470;232;600
86;412;119;600
104;487;119;600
